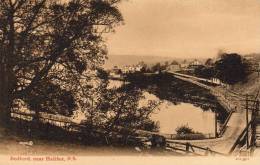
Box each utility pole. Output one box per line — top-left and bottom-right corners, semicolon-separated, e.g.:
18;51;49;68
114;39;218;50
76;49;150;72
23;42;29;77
246;94;249;149
215;110;218;138
257;62;260;78
252;100;259;148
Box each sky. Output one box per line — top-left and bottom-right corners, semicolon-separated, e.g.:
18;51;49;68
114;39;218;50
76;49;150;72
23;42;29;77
106;0;260;58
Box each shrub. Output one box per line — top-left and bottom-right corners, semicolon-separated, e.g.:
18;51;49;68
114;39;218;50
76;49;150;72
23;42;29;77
175;124;195;135
175;124;206;140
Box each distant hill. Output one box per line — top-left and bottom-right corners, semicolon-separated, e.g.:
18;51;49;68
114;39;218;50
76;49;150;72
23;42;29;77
103;55;204;69
250;53;260;57
103;53;260;69
246;53;260;61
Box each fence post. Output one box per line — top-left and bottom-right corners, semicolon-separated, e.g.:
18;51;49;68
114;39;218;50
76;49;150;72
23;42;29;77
205;147;210;156
186;142;190;154
215;110;218;138
255;100;260;117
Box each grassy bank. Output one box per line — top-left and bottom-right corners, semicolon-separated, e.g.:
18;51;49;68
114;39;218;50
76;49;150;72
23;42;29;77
230;72;260;97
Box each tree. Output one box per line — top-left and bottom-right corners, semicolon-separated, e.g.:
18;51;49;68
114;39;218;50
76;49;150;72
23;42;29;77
139;61;148;73
0;0;123;125
140;64;148;73
171;60;179;65
215;53;250;84
164;61;169;68
25;81;77;117
205;58;214;66
80;74;160;136
99;88;159;134
194;65;215;79
151;62;162;72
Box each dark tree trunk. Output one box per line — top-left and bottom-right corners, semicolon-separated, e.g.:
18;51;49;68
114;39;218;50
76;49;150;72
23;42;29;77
0;10;16;127
0;91;12;128
0;56;14;127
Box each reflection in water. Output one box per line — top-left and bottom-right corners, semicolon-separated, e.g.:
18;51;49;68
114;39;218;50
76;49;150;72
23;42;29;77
142;92;216;135
109;76;226;135
108;80;131;89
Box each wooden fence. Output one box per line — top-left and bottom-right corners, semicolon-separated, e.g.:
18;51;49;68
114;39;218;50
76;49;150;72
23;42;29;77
228;95;260;154
166;141;227;156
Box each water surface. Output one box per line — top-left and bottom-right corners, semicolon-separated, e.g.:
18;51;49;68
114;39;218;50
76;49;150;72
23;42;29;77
143;92;217;136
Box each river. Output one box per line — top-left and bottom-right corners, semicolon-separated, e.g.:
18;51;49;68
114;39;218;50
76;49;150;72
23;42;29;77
142;92;216;136
109;77;225;136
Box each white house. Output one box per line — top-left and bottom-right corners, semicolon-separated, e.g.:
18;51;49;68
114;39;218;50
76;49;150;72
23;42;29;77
167;64;181;72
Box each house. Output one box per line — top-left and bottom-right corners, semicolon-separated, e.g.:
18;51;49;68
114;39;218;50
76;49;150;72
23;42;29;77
121;65;144;73
212;78;221;85
244;55;254;61
122;65;134;73
189;59;202;66
180;63;189;69
167;64;181;72
109;66;122;76
182;59;203;73
132;64;143;72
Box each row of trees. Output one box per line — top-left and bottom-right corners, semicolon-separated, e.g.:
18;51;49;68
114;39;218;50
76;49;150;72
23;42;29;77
138;53;251;85
194;53;251;84
139;60;179;73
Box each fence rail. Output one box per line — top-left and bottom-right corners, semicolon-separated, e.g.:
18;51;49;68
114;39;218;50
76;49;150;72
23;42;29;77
163;133;215;140
166;141;227;156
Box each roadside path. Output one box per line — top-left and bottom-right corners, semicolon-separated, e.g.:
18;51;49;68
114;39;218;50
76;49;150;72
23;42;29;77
167;72;247;154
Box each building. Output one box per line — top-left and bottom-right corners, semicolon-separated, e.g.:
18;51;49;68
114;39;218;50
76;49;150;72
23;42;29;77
180;63;189;70
244;55;254;61
186;59;203;73
109;66;122;76
189;59;202;66
167;64;181;72
212;78;221;85
121;65;144;74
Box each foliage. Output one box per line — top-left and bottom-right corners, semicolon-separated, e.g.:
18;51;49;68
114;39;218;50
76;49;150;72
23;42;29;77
0;0;123;123
215;53;251;84
81;77;161;135
204;58;214;66
151;62;163;72
139;62;169;73
171;60;179;65
175;124;195;135
194;65;215;79
175;124;206;140
25;81;76;116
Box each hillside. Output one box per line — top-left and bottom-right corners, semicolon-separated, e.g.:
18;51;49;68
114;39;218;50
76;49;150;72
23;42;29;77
231;72;260;98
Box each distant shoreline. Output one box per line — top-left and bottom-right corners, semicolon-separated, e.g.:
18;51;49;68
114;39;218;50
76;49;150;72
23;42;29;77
104;54;207;69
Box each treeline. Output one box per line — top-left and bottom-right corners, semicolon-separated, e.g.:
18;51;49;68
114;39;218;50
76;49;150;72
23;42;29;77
138;61;179;73
135;53;252;85
194;53;252;85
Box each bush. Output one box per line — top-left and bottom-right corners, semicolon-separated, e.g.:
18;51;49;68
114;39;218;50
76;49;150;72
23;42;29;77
175;124;206;140
176;124;194;135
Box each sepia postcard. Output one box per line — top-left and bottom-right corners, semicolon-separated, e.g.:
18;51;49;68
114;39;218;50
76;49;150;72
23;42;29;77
0;0;260;165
